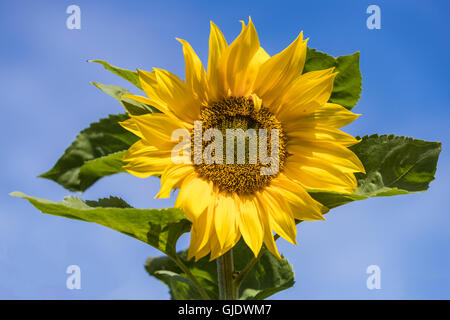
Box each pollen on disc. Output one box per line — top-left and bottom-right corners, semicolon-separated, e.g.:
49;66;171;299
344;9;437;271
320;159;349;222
192;97;287;195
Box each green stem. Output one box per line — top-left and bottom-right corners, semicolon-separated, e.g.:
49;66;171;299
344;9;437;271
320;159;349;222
217;249;238;300
173;255;211;300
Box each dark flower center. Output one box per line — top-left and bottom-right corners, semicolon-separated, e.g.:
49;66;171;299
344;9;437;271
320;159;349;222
192;97;287;195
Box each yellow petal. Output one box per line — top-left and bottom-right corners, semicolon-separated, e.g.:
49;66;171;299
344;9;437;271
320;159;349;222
287;126;359;147
153;68;200;124
132;68;197;126
238;196;263;257
196;199;216;253
221;18;261;96
245;47;271;93
214;193;238;249
175;174;213;221
190;207;216;261
285;157;357;193
312;103;360;128
224;229;242;254
263;227;282;260
177;38;208;105
276;68;336;120
284;103;361;131
209;230;223;261
194;244;212;261
249;93;263;112
288;140;365;174
120;94;154;111
156;164;194;198
127;113;185;148
269;174;328;220
207;21;228;102
130;70;176;117
122;140;158;162
188;222;203;261
254;32;307;105
223;197;240;250
122;145;173;178
257;190;297;244
188;203;213;260
254;193;281;260
119;118;143;138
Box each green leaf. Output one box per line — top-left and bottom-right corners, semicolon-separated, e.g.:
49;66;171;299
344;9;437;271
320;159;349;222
145;240;294;300
91;81;159;115
309;134;442;208
235;241;295;300
39;114;138;192
78;151;127;191
10;192;191;257
88;60;142;90
85;196;132;208
147;257;209;300
145;252;218;300
152;271;201;300
304;48;362;109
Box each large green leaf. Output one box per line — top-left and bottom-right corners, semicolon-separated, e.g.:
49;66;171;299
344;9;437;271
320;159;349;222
145;240;294;300
91;81;159;115
10;192;191;257
309;134;441;208
304;48;362;109
88;60;142;90
39;114;138;192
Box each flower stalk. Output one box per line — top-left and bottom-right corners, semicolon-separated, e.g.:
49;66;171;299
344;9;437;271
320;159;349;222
217;249;238;300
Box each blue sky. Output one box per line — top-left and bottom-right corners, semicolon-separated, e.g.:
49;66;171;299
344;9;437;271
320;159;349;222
1;0;449;299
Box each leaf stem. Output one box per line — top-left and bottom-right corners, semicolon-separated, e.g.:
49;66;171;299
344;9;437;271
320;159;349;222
234;248;266;289
172;255;211;300
217;249;238;300
234;234;280;289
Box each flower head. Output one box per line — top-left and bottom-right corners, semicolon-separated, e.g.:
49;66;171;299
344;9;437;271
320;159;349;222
120;19;365;260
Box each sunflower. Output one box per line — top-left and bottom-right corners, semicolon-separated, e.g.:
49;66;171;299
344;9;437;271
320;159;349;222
119;18;365;261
